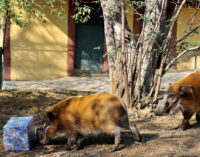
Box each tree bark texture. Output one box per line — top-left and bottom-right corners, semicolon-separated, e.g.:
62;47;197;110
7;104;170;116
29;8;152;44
100;0;199;113
100;0;168;108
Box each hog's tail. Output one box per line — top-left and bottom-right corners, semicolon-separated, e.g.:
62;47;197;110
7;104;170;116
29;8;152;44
119;99;142;142
129;121;142;142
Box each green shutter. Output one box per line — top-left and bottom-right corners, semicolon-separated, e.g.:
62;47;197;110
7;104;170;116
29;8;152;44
75;24;104;70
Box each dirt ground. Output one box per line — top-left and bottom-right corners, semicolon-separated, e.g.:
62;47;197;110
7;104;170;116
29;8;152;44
0;89;200;157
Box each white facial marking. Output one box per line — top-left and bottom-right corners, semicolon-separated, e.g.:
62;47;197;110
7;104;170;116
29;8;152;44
170;99;183;115
43;126;50;141
155;94;168;114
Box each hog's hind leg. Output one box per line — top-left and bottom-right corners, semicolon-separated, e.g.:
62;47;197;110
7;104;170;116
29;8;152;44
113;126;121;150
129;121;142;142
102;124;121;151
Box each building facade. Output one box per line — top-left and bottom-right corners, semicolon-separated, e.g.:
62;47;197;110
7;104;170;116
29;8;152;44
2;0;200;81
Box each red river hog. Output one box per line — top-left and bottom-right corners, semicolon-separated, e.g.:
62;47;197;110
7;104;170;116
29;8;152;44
38;93;141;150
155;71;200;130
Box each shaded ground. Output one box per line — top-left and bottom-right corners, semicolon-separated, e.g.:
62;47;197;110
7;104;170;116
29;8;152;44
0;89;200;157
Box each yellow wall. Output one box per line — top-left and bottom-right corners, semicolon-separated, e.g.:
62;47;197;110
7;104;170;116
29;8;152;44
177;7;200;70
10;2;68;80
126;13;133;32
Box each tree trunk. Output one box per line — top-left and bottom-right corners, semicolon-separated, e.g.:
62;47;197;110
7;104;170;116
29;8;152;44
101;0;168;109
100;0;118;94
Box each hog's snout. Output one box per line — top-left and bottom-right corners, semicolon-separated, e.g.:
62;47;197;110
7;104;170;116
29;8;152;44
155;107;162;115
36;126;48;144
155;96;169;116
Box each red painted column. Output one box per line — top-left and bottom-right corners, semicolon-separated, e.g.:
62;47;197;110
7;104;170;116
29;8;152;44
168;2;177;57
133;8;142;38
67;1;76;76
3;19;11;81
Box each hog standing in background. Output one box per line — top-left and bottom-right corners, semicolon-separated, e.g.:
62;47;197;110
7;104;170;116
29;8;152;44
38;93;141;150
155;71;200;130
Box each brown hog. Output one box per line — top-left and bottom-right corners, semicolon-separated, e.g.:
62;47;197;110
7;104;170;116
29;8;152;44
38;93;141;150
155;71;200;130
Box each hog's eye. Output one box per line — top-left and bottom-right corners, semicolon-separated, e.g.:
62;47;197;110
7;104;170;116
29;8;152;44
167;93;175;99
165;102;170;113
165;101;169;107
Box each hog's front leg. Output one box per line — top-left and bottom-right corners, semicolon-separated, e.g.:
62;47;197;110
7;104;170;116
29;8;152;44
66;133;79;151
75;133;86;150
179;110;194;130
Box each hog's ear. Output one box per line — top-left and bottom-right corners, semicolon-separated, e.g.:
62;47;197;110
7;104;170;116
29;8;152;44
180;85;194;95
180;85;196;101
47;112;56;122
180;86;186;95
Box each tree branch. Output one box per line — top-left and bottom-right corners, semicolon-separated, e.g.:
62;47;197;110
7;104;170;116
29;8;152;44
134;0;166;89
163;0;186;53
121;0;125;51
153;0;187;101
175;1;200;45
166;1;200;59
176;25;200;43
187;1;200;32
164;45;200;72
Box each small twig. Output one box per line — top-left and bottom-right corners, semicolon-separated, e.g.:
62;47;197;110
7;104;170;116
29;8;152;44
176;25;200;43
164;45;200;73
153;0;187;102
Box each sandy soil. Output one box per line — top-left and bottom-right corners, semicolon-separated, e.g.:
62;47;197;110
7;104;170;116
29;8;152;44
0;89;200;157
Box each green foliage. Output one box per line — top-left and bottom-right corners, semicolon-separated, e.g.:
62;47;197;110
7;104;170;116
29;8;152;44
93;45;101;50
72;1;92;23
177;41;199;52
131;0;145;9
72;0;103;24
124;0;145;16
71;0;145;25
0;0;66;28
72;0;144;24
